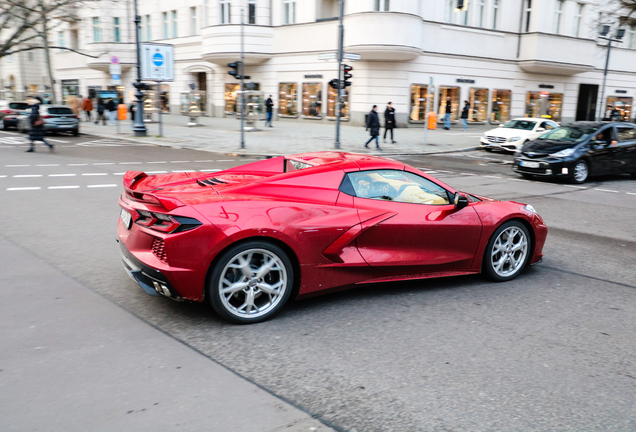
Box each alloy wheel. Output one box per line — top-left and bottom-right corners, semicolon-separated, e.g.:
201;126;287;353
490;226;529;278
573;161;588;183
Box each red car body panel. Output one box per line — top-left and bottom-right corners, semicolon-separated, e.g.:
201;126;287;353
117;152;547;303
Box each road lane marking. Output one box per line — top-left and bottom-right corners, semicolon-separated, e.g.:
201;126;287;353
563;185;587;189
170;160;190;163
147;161;167;164
146;171;168;174
113;172;126;175
48;185;80;190
82;173;108;176
7;187;41;191
171;170;189;172
13;174;42;178
194;160;214;162
627;192;636;196
35;164;60;167
119;162;142;165
594;188;619;193
47;139;69;144
199;169;222;172
87;184;117;188
93;162;115;165
68;163;88;166
484;175;501;179
5;164;30;167
49;174;76;177
460;172;477;176
216;159;235;162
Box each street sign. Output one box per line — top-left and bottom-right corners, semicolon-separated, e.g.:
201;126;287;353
140;42;174;82
317;52;361;61
111;56;119;64
111;74;122;85
343;53;361;61
318;53;336;61
109;63;121;75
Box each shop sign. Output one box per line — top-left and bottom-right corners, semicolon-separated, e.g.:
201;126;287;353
615;90;628;94
540;91;550;96
305;74;323;79
456;78;475;83
61;79;79;85
539;84;554;89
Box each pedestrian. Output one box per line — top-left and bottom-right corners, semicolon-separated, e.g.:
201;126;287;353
364;105;382;150
82;96;93;122
129;103;136;122
26;96;54;153
460;100;470;131
265;95;274;127
106;98;117;125
603;105;612;121
95;98;107;125
68;95;80;117
383;102;397;143
443;96;452;130
610;106;621;121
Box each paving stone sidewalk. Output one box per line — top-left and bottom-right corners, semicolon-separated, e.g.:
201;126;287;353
79;114;491;156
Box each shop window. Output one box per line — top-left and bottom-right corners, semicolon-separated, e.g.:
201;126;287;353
468;88;488;122
302;83;322;118
491;89;511;123
409;84;431;122
438;86;460;122
526;91;563;122
327;86;349;120
278;83;298;117
606;96;633;121
225;83;260;115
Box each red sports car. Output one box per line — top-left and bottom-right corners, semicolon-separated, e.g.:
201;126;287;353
117;152;547;324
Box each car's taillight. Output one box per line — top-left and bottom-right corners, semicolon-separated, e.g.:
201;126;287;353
135;210;201;233
41;115;53;119
1;109;13;114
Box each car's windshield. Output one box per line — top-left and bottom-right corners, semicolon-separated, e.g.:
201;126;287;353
47;107;74;115
539;126;599;142
502;120;536;130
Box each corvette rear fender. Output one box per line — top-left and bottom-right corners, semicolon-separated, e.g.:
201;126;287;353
122;170;185;211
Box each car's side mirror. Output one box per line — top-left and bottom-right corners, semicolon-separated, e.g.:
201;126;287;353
536;128;545;132
453;192;469;209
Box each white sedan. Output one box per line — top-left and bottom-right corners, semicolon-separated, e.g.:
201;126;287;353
480;118;559;152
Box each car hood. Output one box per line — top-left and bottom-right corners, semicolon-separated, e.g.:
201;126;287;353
522;139;580;154
485;128;535;138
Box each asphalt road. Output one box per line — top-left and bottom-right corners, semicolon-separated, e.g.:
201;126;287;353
1;131;635;431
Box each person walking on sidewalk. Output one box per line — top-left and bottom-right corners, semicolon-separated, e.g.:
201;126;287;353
460;100;470;131
364;105;382;150
26;97;54;153
82;97;93;122
265;95;274;127
95;98;107;125
106;98;117;125
383;102;397;143
443;96;452;130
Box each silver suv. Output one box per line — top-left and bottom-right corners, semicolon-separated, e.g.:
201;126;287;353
18;105;79;136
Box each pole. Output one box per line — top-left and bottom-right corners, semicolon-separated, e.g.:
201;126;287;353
335;0;345;150
598;38;612;122
132;0;147;136
157;81;163;137
240;9;245;149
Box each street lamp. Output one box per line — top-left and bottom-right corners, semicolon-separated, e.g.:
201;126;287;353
132;0;147;137
598;26;625;121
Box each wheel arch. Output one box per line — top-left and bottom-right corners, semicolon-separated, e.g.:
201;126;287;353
477;216;537;272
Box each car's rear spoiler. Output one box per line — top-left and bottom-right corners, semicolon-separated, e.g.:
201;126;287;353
122;171;184;211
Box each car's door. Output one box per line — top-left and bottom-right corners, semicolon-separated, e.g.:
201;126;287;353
346;170;483;275
588;126;619;176
614;125;636;174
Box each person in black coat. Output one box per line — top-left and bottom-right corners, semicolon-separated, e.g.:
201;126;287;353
460;100;470;131
364;105;382;150
106;98;117;125
26;97;53;152
265;95;274;127
383;102;397;143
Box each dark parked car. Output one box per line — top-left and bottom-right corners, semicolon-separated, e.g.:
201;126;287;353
513;122;636;183
17;105;79;136
0;101;29;129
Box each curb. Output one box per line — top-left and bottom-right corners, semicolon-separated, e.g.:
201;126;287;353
82;132;480;158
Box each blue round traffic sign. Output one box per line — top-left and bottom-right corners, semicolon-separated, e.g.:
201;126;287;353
152;52;164;67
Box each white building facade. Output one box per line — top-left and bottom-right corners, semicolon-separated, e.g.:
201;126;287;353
40;0;636;125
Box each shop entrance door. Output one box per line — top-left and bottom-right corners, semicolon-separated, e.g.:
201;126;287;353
575;84;598;121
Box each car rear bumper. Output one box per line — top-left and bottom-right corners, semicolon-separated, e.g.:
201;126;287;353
3;118;19;127
44;123;78;130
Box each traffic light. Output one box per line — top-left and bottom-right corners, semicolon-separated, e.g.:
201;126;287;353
228;61;241;79
328;79;340;89
455;0;468;11
343;64;353;88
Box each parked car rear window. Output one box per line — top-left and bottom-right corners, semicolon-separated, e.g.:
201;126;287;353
540;126;599;142
47;107;74;115
503;120;536;130
9;102;29;110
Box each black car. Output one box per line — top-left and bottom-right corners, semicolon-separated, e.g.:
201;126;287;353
513;122;636;183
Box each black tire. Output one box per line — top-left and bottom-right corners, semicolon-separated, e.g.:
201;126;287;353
484;147;493;152
520;173;533;180
72;129;79;136
482;220;532;282
571;160;589;184
209;241;294;324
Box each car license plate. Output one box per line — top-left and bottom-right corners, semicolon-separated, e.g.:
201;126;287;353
120;209;132;229
520;161;540;168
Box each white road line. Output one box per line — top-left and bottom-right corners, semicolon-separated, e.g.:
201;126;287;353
194;160;214;162
436;170;454;174
13;174;42;178
216;159;235;162
5;164;30;167
49;174;76;177
35;164;60;167
7;187;41;191
484;175;502;179
172;170;189;172
199;169;222;172
119;162;142;165
627;192;636;196
68;163;88;166
146;171;168;174
87;184;117;188
82;173;108;176
113;172;126;175
595;188;619;193
146;161;167;164
563;185;587;189
509;178;532;182
47;139;69;144
48;185;80;190
459;172;477;176
93;162;115;165
170;160;190;163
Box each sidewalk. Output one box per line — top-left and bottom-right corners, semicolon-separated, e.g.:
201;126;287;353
79;114;490;156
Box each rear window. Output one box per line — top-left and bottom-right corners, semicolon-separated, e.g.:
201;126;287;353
47;107;74;115
9;102;29;110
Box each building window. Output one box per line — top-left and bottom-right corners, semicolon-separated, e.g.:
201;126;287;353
283;1;295;24
92;17;101;42
491;0;499;29
162;12;168;38
606;96;633;121
476;0;485;27
28;51;35;62
460;2;470;26
524;0;532;32
190;7;197;35
491;89;512;123
573;3;584;37
302;83;322;118
113;17;120;42
409;84;431;122
468;88;488;122
278;83;298;117
220;0;231;24
248;0;256;24
438;86;460;122
625;26;635;49
444;0;454;23
146;15;152;41
70;29;79;49
172;10;178;38
327;87;349;120
58;31;66;49
553;0;564;34
526;91;563;122
374;0;389;11
6;54;13;62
